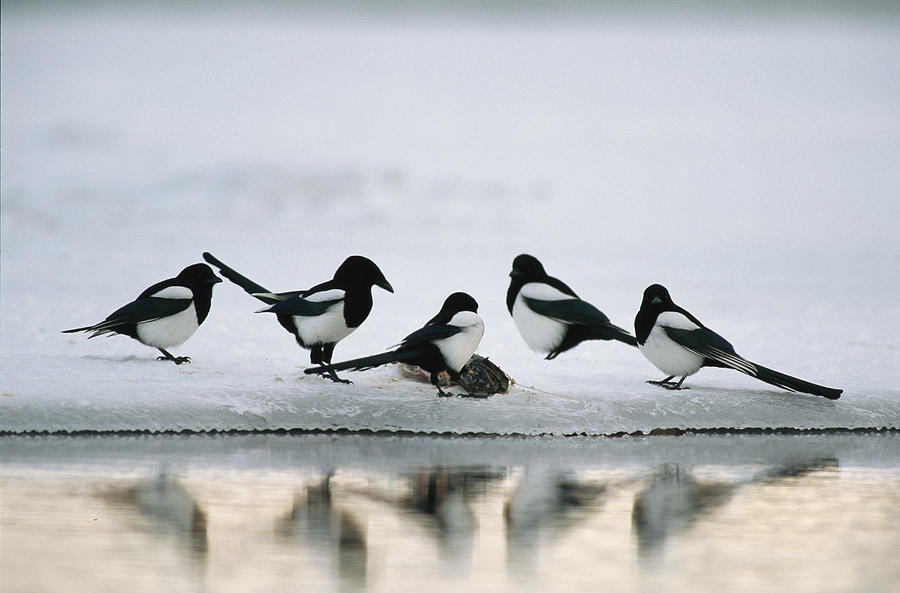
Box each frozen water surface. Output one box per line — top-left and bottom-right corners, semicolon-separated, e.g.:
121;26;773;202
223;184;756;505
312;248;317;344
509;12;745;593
1;3;898;435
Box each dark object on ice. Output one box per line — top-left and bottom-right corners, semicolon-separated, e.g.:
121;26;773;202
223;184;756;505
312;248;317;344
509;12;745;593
400;354;510;397
507;254;637;360
634;284;842;399
62;263;222;364
202;251;393;383
456;354;510;397
304;292;484;397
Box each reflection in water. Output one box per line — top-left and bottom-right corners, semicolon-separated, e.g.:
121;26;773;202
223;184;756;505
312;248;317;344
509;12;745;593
504;466;609;566
632;458;838;558
103;472;208;561
3;437;896;593
357;466;506;568
279;474;368;589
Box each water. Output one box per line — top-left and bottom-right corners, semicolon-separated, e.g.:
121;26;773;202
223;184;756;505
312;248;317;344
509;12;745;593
3;432;899;592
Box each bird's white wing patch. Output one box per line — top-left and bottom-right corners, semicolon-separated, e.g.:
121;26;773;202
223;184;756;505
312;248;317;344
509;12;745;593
294;301;355;346
655;311;702;331
150;286;192;300
437;311;484;372
304;288;345;303
639;323;705;377
512;284;568;353
136;303;199;348
519;283;570;301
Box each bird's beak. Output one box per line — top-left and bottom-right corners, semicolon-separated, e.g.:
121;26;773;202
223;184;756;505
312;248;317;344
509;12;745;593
509;270;524;279
378;278;394;293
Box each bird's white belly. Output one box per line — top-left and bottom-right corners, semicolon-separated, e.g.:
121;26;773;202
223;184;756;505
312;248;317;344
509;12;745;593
639;324;704;377
294;302;355;346
438;313;485;372
136;304;199;348
512;294;566;353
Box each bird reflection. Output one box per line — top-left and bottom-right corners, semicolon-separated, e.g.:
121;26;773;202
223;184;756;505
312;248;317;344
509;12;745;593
356;466;505;567
103;472;208;560
279;473;367;588
632;458;838;558
504;467;608;568
403;468;482;559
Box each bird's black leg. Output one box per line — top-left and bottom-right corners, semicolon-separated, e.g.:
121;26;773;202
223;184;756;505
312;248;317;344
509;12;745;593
321;365;352;384
320;343;352;384
432;372;452;397
157;348;191;365
309;345;323;365
647;375;689;390
671;376;688;390
647;375;675;387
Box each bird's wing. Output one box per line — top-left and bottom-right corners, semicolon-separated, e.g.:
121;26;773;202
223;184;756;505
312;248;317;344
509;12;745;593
399;323;464;347
663;326;757;374
257;294;341;317
664;326;842;399
66;297;193;337
523;297;614;328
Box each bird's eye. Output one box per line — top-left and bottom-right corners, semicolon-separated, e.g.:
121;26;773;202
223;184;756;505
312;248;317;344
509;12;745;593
651;296;662;305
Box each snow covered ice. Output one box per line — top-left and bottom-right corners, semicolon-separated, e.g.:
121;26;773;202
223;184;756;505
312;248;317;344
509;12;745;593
1;4;898;435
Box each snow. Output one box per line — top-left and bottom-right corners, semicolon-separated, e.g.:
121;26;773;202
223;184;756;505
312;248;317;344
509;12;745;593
2;3;898;435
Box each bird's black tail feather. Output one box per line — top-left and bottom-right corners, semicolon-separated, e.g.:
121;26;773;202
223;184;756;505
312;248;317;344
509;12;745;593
590;325;639;347
612;330;639;348
304;349;420;376
202;252;275;303
62;322;116;338
744;361;842;400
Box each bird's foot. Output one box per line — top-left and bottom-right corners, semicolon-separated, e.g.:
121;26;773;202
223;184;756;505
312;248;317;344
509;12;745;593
157;350;191;365
436;387;454;398
646;378;688;390
324;369;352;384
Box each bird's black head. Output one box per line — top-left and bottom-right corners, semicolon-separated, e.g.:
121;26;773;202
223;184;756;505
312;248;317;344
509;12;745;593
509;254;547;281
442;291;479;314
640;284;673;309
427;291;479;326
334;256;394;293
178;263;223;287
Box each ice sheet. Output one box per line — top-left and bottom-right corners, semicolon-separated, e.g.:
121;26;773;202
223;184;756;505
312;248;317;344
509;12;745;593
1;5;898;435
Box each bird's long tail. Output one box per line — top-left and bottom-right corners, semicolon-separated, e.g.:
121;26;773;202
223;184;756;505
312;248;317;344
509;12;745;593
304;349;420;376
202;252;274;303
62;321;117;338
62;324;103;335
610;327;639;347
734;358;842;400
591;324;639;347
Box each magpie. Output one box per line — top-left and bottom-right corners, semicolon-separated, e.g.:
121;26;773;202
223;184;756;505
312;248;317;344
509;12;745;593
63;263;222;364
506;254;637;359
634;284;842;399
304;292;484;396
202;251;393;383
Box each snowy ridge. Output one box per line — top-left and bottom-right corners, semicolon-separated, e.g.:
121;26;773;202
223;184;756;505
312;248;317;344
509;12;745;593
1;354;895;435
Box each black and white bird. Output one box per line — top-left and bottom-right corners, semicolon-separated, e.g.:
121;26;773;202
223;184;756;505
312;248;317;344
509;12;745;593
634;284;842;399
506;254;637;359
202;252;393;383
304;292;484;396
63;263;222;364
